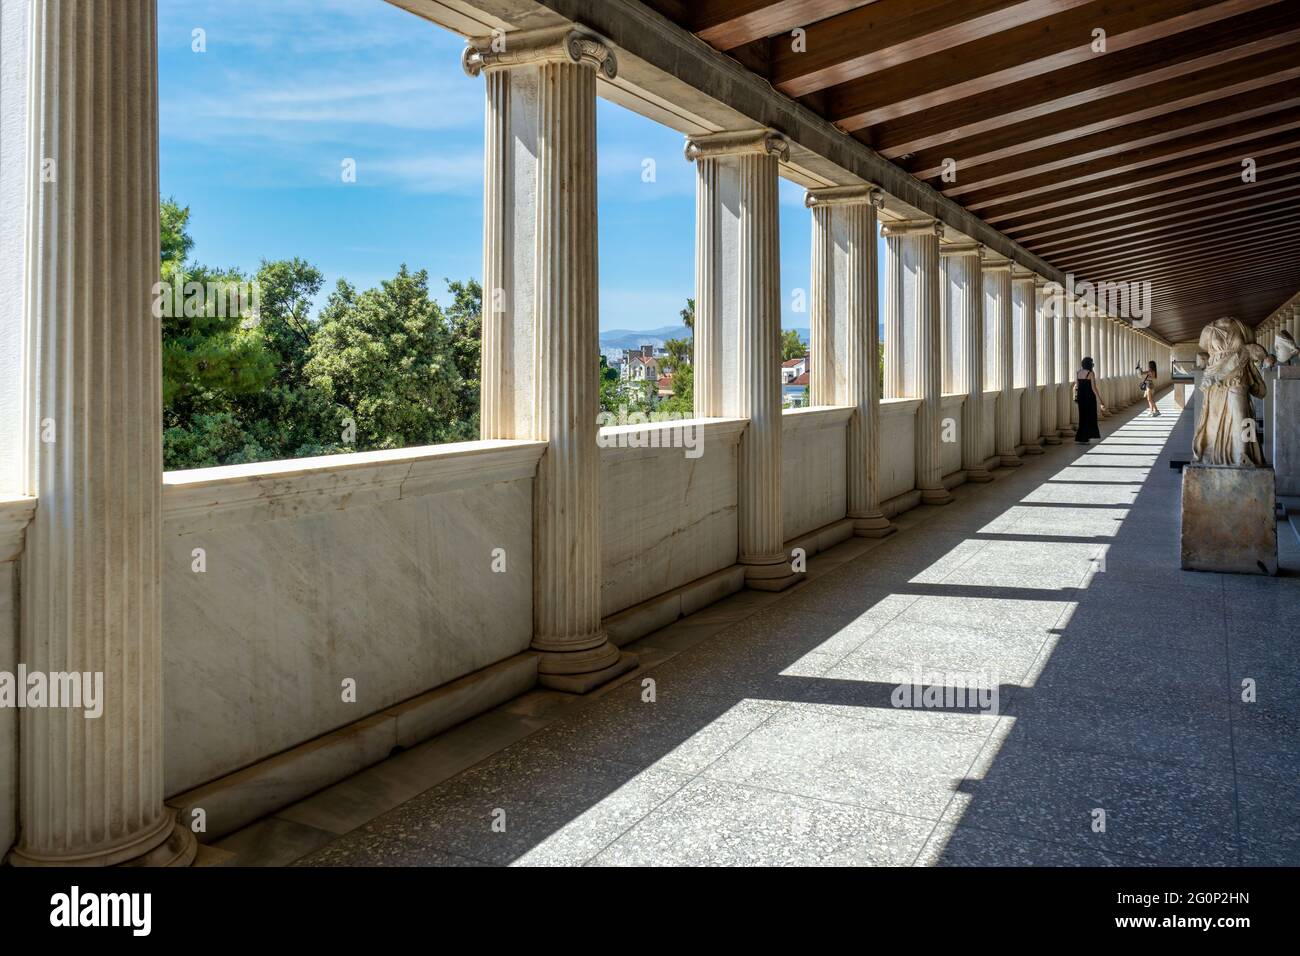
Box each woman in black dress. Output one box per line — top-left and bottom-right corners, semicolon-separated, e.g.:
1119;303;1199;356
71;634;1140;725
1074;356;1104;444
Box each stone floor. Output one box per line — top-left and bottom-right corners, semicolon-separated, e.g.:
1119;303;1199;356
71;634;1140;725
214;390;1300;866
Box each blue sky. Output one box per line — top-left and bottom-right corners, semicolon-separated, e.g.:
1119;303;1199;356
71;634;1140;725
158;0;816;332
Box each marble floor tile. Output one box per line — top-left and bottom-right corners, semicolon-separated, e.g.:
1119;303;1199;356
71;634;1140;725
592;779;936;867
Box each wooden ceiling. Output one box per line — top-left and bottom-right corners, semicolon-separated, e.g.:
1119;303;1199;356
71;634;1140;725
640;0;1300;343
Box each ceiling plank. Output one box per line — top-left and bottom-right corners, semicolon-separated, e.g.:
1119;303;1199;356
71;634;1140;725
995;147;1300;232
767;0;1086;96
1015;179;1300;249
959;120;1300;210
903;48;1300;179
825;0;1276;132
944;99;1300;199
865;7;1300;157
977;134;1300;220
694;0;875;49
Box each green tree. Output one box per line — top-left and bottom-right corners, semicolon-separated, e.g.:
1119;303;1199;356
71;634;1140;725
444;278;483;440
159;200;274;414
680;297;695;331
304;266;463;451
657;362;693;417
662;337;691;374
781;328;806;361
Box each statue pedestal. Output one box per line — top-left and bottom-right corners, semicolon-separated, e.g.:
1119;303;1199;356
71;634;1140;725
1271;366;1300;495
1180;464;1277;574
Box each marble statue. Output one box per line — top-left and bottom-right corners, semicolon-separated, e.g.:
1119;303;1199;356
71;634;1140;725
1193;317;1267;467
1275;330;1298;365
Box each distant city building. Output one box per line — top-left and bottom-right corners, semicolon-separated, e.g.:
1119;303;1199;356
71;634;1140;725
619;344;667;382
782;356;809;407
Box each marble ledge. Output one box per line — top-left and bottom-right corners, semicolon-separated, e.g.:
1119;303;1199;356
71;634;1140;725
879;397;923;418
163;439;547;536
0;495;37;563
781;405;854;432
598;416;747;460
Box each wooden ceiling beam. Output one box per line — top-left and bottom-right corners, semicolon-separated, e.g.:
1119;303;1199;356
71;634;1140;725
825;0;1276;132
866;7;1300;157
904;50;1300;179
996;148;1300;234
1032;193;1300;261
944;101;1300;200
978;135;1300;221
692;0;874;49
766;0;1086;97
1040;217;1300;275
1017;179;1300;250
960;121;1300;210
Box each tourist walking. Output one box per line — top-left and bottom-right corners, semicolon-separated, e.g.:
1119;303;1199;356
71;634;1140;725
1142;360;1159;416
1074;357;1103;443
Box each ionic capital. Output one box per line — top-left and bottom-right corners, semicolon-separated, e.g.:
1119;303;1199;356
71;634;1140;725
462;27;617;79
804;184;882;209
684;129;789;163
880;218;943;239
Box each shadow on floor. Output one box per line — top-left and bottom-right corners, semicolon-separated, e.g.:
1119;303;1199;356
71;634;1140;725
223;390;1298;867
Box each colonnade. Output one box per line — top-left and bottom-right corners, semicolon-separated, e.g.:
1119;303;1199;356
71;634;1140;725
0;15;1176;867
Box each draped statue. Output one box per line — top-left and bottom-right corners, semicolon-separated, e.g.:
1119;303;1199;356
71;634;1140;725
1192;317;1267;467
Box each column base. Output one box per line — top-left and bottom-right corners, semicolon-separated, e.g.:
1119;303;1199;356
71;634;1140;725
963;466;994;483
538;650;638;694
1022;440;1044;455
852;513;897;537
1043;435;1062;445
1059;427;1075;438
919;486;954;506
742;555;801;592
11;814;196;868
534;633;637;694
999;454;1023;467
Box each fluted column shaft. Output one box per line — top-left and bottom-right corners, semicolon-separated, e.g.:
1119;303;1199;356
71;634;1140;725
1014;269;1043;454
1055;293;1074;436
1069;302;1081;427
885;219;951;504
808;187;895;535
943;243;991;481
986;260;1020;466
15;0;193;867
469;29;631;689
1089;313;1107;417
1040;284;1059;443
689;131;795;590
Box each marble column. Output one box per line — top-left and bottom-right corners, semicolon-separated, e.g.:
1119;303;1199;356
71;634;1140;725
986;256;1020;466
1069;300;1082;428
688;129;797;589
1056;292;1075;437
1040;282;1060;444
14;0;194;867
884;219;951;505
467;28;634;690
1090;313;1108;418
807;186;895;535
942;243;991;481
1014;268;1043;455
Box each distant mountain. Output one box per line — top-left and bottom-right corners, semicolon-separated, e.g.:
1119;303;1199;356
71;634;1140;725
599;326;690;350
598;325;810;350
